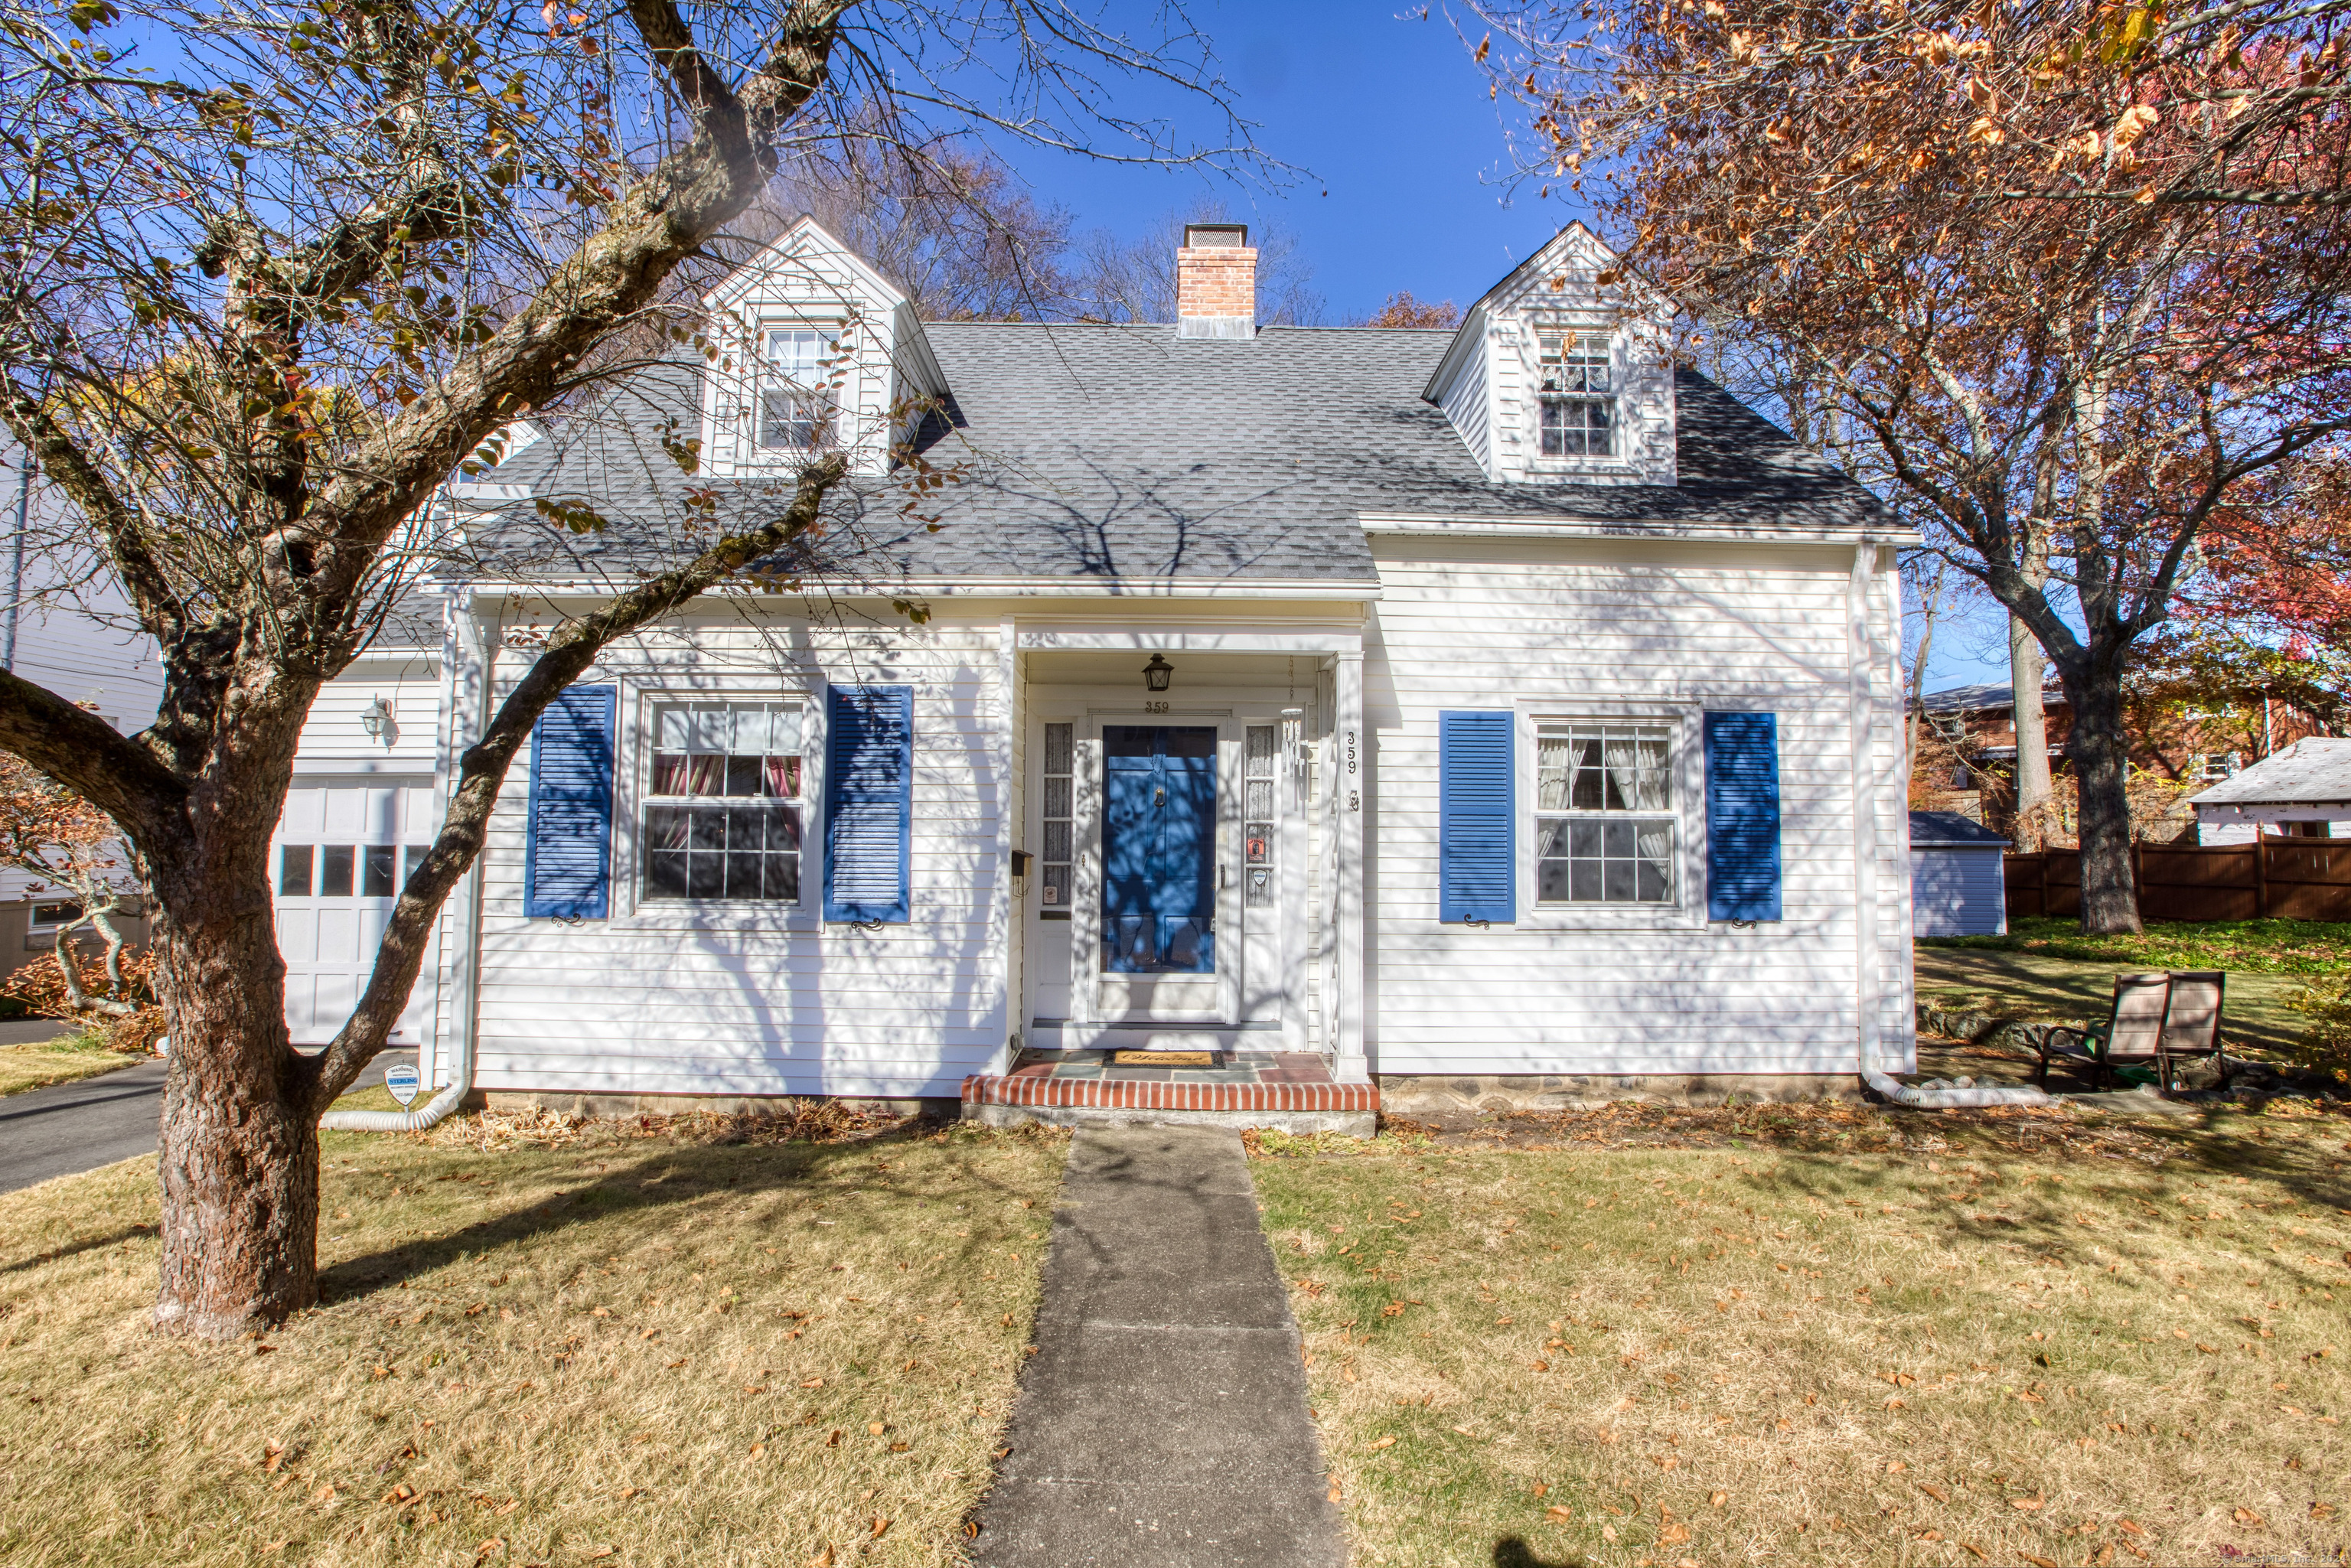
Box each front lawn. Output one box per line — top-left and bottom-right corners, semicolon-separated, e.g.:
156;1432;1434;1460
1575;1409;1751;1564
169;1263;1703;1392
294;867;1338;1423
1924;916;2351;976
0;1107;1065;1566
1256;1103;2350;1567
0;1030;141;1097
1915;918;2351;1057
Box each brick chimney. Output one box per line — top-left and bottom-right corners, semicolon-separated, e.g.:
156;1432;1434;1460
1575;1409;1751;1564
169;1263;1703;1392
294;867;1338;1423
1176;223;1255;339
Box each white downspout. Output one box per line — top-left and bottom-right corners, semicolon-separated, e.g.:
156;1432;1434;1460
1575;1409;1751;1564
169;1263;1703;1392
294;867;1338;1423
1849;540;2056;1110
322;586;491;1133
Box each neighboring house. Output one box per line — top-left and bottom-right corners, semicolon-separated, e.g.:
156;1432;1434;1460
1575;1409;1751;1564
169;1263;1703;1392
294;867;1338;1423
278;217;1917;1112
0;442;166;983
1912;680;2328;845
1906;810;2008;937
2189;738;2351;841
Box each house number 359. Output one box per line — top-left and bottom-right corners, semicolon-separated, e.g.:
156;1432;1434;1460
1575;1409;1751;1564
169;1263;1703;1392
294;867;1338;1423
1345;730;1359;810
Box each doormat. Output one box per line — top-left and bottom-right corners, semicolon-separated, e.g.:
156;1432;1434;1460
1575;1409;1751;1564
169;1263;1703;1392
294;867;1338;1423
1110;1050;1217;1067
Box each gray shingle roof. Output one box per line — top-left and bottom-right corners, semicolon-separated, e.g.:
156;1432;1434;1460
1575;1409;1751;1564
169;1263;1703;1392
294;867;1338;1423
2190;738;2351;809
465;323;1893;588
1919;682;2066;714
1908;809;2010;847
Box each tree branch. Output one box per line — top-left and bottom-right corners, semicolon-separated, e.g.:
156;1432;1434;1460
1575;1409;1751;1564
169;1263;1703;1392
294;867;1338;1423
0;670;187;846
306;454;847;1113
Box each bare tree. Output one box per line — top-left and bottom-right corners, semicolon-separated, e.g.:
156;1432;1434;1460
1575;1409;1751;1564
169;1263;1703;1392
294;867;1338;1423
0;0;1258;1336
1071;200;1325;323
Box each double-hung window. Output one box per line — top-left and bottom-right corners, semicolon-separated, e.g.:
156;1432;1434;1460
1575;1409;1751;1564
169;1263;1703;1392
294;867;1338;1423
1535;722;1675;904
643;701;804;903
1538;331;1613;458
757;327;836;452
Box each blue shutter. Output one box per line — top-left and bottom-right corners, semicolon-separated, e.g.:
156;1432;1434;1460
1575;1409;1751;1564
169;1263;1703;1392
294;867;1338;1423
1705;710;1782;923
523;683;616;919
825;684;912;923
1438;709;1515;924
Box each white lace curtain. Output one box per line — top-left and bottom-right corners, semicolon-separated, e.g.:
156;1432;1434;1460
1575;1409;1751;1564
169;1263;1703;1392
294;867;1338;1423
1600;731;1675;895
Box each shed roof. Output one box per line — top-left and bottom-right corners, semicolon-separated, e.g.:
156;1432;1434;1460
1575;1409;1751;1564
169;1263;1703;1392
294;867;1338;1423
463;323;1894;590
1908;809;2011;848
2190;738;2351;810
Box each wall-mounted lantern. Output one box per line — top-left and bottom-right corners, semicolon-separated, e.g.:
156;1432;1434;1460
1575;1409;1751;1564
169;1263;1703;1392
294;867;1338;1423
1143;654;1174;693
360;695;395;745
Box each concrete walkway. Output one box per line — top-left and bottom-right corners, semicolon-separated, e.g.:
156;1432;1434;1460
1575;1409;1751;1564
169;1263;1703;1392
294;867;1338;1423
975;1125;1347;1568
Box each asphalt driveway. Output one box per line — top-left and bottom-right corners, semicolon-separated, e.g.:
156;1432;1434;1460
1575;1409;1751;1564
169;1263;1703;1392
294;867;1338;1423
0;1049;422;1196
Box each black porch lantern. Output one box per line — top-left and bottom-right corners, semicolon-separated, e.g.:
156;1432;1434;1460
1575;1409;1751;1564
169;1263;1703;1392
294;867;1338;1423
1143;654;1174;693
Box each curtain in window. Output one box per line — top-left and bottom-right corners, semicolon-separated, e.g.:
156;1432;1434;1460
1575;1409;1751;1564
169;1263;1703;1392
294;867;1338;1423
1635;823;1675;896
1536;733;1573;810
1600;732;1668;810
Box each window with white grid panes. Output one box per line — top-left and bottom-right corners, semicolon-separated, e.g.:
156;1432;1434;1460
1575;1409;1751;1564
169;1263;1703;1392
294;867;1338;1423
757;327;836;451
641;701;804;902
1535;722;1675;904
1038;723;1073;918
1538;331;1614;458
1244;725;1277;907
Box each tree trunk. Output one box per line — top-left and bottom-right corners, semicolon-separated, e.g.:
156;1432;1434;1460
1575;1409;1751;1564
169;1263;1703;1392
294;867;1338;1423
2061;660;2142;935
150;872;320;1336
2008;611;2054;851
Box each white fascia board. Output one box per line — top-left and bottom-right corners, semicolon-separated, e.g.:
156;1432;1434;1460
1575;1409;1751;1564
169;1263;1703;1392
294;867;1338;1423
458;575;1384;604
701;215;911;314
1017;628;1365;654
341;646;441;664
1360;513;1923;548
2193;800;2351;819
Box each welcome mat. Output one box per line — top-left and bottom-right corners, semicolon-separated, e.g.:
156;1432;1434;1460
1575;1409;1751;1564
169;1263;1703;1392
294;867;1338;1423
1110;1050;1218;1067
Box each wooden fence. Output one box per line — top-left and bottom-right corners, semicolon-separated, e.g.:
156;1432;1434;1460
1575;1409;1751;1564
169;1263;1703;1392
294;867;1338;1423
2004;839;2351;923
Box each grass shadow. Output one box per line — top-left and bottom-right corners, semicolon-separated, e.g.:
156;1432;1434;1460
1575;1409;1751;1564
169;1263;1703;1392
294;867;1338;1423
0;1221;156;1276
315;1118;1047;1307
1492;1537;1589;1567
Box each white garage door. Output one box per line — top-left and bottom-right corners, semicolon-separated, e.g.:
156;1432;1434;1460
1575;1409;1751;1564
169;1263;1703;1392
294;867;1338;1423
275;777;440;1046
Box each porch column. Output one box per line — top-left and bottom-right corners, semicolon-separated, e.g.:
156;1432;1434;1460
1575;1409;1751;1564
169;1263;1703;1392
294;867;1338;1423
1333;650;1368;1083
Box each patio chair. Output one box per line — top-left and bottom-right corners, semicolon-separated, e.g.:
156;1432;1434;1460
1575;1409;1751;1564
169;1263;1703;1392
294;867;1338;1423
2034;972;2170;1090
2156;970;2231;1092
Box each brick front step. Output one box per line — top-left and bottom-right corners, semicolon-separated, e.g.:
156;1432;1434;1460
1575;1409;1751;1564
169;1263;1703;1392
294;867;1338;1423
961;1074;1379;1115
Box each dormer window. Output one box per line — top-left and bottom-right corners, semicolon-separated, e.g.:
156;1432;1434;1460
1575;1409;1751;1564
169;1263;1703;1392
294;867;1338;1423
1538;331;1613;458
758;326;836;451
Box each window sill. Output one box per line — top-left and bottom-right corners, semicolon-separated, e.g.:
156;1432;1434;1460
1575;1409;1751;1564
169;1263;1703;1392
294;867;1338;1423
611;905;817;934
1521;901;1708;932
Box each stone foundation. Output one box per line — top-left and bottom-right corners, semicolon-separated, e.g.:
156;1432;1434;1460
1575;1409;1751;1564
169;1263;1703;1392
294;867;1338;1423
1377;1073;1869;1113
481;1090;956;1120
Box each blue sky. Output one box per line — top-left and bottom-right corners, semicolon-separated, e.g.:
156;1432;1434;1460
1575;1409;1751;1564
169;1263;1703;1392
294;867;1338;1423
1002;0;2014;691
1016;0;1578;321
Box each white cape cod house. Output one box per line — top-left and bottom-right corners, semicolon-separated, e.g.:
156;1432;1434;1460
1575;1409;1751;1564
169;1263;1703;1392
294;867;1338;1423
278;217;1917;1122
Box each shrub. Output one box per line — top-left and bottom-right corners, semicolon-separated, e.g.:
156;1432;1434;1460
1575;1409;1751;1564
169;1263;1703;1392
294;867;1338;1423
0;941;162;1051
2286;975;2351;1087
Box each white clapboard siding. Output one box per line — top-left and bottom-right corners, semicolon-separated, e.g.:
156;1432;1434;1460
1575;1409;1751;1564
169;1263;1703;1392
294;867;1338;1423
465;613;1006;1099
295;657;443;771
1437;326;1492;473
1910;847;2006;938
1365;538;1912;1077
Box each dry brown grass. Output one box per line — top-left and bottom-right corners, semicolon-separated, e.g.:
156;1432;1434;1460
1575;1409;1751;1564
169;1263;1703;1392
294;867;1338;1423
0;1036;137;1097
0;1108;1066;1566
1251;1103;2351;1567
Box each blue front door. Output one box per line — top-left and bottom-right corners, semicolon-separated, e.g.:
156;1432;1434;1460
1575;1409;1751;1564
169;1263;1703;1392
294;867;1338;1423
1102;725;1216;973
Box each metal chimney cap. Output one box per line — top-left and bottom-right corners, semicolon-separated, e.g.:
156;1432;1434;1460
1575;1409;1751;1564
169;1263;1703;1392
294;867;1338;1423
1182;223;1248;249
